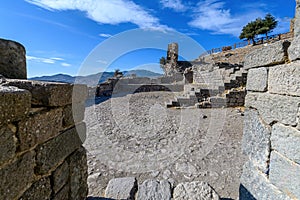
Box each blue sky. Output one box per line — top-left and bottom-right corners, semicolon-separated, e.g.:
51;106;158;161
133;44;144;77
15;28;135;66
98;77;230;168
0;0;296;77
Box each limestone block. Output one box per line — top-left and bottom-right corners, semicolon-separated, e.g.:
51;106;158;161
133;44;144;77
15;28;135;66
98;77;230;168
295;1;300;36
0;151;35;200
245;92;300;126
19;178;51;200
69;147;88;200
244;40;290;69
242;109;271;173
137;179;171;200
18;108;63;151
52;161;69;193
0;86;31;124
0;125;17;164
246;67;268;92
35;123;84;174
4;79;87;106
173;181;220;200
105;177;137;200
269;151;300;199
0;39;26;79
288;36;300;61
268;62;300;96
239;161;291;200
63;103;85;128
271;123;300;164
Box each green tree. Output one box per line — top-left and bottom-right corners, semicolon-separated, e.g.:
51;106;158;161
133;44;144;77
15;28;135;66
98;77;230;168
257;13;278;39
159;56;166;73
239;19;263;45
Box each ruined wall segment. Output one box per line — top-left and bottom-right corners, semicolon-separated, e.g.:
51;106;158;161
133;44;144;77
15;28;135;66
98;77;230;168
240;39;300;199
0;39;26;79
0;39;89;200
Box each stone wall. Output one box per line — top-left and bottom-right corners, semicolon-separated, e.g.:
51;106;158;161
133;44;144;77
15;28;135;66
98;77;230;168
0;39;89;200
240;36;300;198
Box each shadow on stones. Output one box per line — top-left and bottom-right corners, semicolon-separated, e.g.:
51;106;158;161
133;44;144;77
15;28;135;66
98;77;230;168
239;184;256;200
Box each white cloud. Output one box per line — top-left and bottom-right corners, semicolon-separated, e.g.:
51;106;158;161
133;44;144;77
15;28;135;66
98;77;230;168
96;59;108;64
99;33;112;38
61;62;71;67
160;0;187;12
25;0;170;31
51;57;64;61
188;0;265;36
26;55;56;64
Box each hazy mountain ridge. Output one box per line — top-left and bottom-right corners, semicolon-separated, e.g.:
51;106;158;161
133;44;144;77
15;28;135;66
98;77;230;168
30;70;162;86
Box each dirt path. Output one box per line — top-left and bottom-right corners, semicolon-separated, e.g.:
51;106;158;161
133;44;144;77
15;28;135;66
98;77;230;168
84;92;246;199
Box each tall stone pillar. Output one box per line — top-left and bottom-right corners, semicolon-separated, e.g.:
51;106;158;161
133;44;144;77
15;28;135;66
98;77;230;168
0;39;27;79
294;0;300;36
164;43;179;76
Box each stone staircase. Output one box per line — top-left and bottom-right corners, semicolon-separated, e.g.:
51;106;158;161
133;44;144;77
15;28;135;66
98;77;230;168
166;63;248;108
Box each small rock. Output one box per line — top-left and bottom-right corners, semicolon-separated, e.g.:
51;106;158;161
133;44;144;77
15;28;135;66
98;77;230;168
173;181;220;200
105;177;137;200
137;179;172;200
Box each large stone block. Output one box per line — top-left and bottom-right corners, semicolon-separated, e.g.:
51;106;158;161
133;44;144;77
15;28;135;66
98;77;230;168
240;161;291;200
244;40;290;69
288;36;300;61
52;161;69;193
242;109;271;173
69;147;88;200
4;80;87;107
173;181;220;200
137;179;171;200
295;0;300;37
0;151;35;200
105;177;138;200
35;123;84;174
245;92;300;126
53;184;69;200
0;39;26;79
271;123;300;164
0;124;17;164
246;67;268;92
0;86;31;124
269;151;300;199
18;108;63;151
268;62;300;96
19;177;51;200
63;103;85;128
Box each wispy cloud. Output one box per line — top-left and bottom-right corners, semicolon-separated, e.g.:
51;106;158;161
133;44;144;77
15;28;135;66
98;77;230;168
188;0;265;36
160;0;187;12
99;33;112;38
26;55;56;64
25;0;171;31
61;62;71;67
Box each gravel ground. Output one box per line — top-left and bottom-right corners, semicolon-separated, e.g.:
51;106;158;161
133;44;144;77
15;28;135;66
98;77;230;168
83;92;246;199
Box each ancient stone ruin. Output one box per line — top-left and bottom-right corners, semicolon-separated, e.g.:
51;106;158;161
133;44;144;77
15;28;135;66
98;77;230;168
0;39;88;199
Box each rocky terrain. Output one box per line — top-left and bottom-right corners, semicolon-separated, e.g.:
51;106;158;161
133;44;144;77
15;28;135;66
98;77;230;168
84;92;246;199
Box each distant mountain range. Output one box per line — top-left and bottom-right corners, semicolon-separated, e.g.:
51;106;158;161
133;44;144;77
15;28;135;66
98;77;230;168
29;70;162;86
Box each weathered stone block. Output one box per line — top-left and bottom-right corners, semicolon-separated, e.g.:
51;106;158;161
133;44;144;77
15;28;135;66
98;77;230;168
63;103;85;128
173;181;220;200
244;40;290;69
69;147;88;200
105;177;137;200
0;151;35;200
246;67;268;92
35;123;84;174
52;161;69;193
245;92;300;126
271;123;300;164
0;86;31;124
4;80;87;106
269;151;300;199
0;124;17;164
0;39;26;79
19;177;51;200
242;109;271;173
288;35;300;61
53;184;69;200
268;62;300;96
18;108;63;151
137;179;171;200
240;161;291;200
